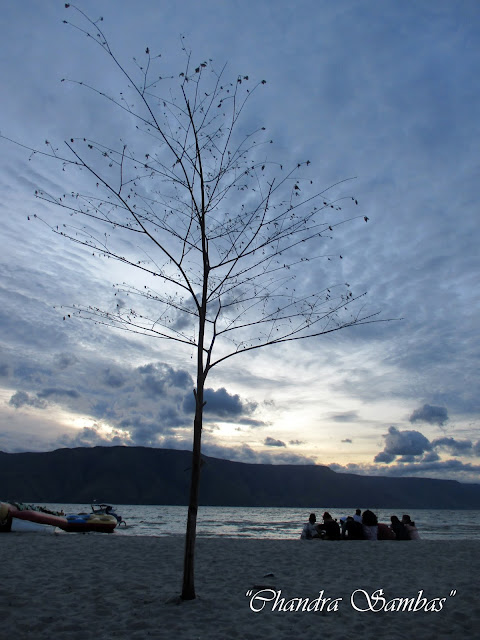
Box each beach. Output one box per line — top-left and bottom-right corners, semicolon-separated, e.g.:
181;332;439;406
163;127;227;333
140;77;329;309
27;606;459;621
1;535;477;639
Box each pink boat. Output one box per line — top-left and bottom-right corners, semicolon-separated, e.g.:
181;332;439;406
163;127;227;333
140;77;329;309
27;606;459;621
0;502;117;533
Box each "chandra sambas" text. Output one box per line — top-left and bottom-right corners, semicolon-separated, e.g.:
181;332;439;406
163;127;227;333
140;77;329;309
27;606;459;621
245;588;457;613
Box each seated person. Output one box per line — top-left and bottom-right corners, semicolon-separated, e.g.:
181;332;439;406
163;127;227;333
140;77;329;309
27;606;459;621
402;514;421;540
353;508;363;523
390;515;409;540
301;513;320;539
377;522;396;540
362;509;378;540
318;512;341;540
344;515;364;539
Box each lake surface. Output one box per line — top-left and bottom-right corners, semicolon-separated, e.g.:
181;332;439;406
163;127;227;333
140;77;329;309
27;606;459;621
39;504;480;540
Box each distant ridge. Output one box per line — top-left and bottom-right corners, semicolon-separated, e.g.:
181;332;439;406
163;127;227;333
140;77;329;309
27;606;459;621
1;446;479;508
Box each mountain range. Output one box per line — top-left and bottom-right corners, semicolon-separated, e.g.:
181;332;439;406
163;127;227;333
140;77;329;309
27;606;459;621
1;446;479;508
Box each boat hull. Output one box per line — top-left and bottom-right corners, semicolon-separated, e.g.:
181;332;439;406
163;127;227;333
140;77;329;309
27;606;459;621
62;513;117;533
0;502;117;533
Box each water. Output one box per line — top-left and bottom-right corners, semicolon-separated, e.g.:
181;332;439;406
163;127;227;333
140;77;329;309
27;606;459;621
37;504;480;540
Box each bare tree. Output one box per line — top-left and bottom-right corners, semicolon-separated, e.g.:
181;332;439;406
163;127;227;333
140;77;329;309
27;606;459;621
2;5;390;600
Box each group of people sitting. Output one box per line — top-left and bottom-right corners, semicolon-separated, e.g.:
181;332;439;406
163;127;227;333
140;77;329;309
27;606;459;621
301;509;420;541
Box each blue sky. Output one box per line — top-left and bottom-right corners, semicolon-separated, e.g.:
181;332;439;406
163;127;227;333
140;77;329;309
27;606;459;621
0;1;479;483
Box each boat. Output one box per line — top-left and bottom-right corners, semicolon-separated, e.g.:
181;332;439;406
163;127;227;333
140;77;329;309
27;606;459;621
0;501;117;533
91;502;126;527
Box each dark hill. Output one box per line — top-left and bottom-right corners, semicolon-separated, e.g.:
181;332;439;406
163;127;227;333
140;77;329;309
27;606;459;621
1;446;479;508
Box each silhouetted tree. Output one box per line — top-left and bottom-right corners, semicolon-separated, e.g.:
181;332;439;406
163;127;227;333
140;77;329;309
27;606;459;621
2;5;390;600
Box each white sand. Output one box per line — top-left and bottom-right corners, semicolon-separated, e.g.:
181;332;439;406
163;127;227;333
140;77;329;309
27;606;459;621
1;535;477;639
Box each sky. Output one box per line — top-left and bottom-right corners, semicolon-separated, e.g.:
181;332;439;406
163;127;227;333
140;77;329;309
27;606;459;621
0;0;479;484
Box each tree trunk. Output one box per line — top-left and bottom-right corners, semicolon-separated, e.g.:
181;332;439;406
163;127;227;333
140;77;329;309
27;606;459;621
181;127;208;600
181;259;207;600
181;397;203;600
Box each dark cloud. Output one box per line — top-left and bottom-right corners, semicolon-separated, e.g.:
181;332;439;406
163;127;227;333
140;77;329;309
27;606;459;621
139;363;193;398
374;426;432;463
0;364;8;377
102;369;126;389
422;451;440;463
289;439;304;445
264;437;286;448
342;438;353;443
183;385;257;422
331;411;360;423
91;399;118;420
137;364;155;375
118;417;171;446
339;424;480;482
204;387;257;418
431;437;474;456
374;450;395;464
374;427;479;467
9;391;46;409
54;353;78;370
159;406;192;430
37;388;80;400
205;388;246;416
238;417;268;428
9;387;80;410
397;455;417;463
12;363;49;385
409;404;449;426
139;373;167;396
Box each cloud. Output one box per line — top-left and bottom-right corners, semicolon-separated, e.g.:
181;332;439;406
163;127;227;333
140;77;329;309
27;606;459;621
0;1;479;484
144;363;190;392
374;450;395;464
374;426;432;463
9;391;47;409
2;349;264;452
117;415;177;446
369;423;480;480
338;423;480;482
422;451;440;463
183;385;258;422
37;388;80;400
204;387;257;419
139;363;193;398
237;417;268;428
342;438;353;443
374;426;480;466
264;436;286;447
201;442;315;465
102;369;126;389
409;404;449;426
58;426;131;448
431;437;474;456
54;353;78;370
331;457;480;483
331;411;360;423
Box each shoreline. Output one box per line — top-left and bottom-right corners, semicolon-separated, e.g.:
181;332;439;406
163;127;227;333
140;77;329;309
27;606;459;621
6;503;480;540
1;536;477;639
